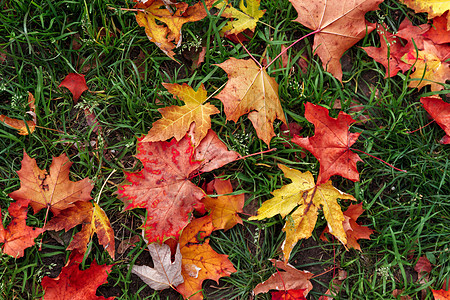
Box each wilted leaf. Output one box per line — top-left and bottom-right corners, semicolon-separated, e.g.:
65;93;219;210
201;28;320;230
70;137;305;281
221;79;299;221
250;164;355;261
289;0;382;81
135;0;214;59
292;102;362;185
132;242;184;290
0;92;36;135
177;215;236;300
272;289;306;300
0;199;44;258
59;73;88;103
424;13;450;44
253;259;313;297
215;57;286;145
9;151;93;215
143;83;219;147
45;202;115;259
41;251;114;300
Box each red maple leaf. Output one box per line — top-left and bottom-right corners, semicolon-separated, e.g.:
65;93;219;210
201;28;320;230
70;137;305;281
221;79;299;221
292;102;362;185
117;130;239;243
41;251;114;300
0;199;44;258
420;96;450;144
59;73;88;103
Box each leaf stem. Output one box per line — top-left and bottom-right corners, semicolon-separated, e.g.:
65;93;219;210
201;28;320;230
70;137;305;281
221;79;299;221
265;28;321;70
236;35;262;69
234;148;277;161
350;148;407;173
405;120;435;134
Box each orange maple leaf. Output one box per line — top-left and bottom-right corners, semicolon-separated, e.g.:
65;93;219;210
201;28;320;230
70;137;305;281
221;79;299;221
143;83;219;147
401;40;450;91
41;251;114;300
0;199;44;258
203;177;244;231
135;0;214;59
117;130;238;243
292;102;362;185
45;202;115;259
320;203;374;251
289;0;382;81
176;215;236;300
215;57;286;146
8;151;93;215
0;92;36;135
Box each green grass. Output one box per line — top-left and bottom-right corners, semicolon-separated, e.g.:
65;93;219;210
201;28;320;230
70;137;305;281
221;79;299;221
0;0;449;299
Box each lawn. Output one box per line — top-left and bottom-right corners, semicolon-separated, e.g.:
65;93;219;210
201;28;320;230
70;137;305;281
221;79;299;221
0;0;449;299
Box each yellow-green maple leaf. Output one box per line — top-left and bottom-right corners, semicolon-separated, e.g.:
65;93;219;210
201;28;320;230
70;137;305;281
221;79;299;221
217;0;265;35
142;83;219;147
250;164;356;261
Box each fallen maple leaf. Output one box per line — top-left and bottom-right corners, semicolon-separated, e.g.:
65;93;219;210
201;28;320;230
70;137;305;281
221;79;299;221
292;102;363;185
424;13;450;44
0;199;44;258
432;280;450;300
176;215;236;300
203;177;244;231
289;0;382;81
320;203;374;251
9;151;93;215
135;0;214;59
401;40;450;91
420;96;450;144
132;242;184;290
215;57;286;146
59;73;88;103
45;202;115;259
400;0;450;30
362;23;412;77
142;83;219;147
272;289;306;300
250;164;356;261
396;18;430;50
253;260;313;297
117;130;238;243
0;92;36;135
216;0;265;36
41;251;114;300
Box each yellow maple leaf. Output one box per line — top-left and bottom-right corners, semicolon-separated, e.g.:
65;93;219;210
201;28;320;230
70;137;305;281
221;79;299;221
142;83;219;147
217;0;265;35
250;164;355;261
401;0;450;30
215;57;286;146
401;41;450;92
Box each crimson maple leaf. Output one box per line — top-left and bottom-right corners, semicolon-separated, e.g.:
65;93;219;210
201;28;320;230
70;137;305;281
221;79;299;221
59;73;88;103
292;102;362;185
421;96;450;144
117;130;239;243
0;199;44;258
41;251;114;300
